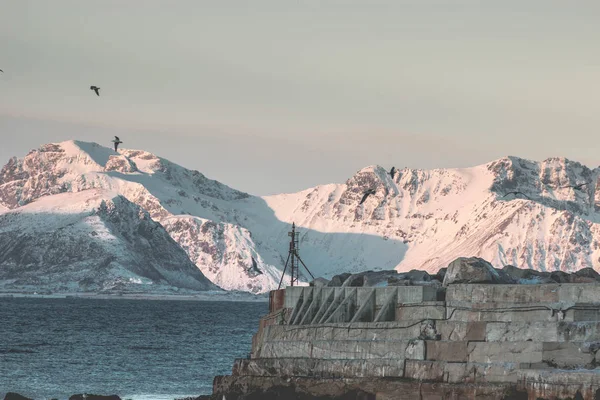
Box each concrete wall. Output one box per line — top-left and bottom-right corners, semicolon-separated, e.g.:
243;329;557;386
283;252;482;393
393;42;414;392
238;283;600;395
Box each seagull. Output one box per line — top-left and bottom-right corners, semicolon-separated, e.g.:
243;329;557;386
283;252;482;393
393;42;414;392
359;188;377;205
90;86;100;96
389;166;396;179
111;136;123;152
502;191;531;200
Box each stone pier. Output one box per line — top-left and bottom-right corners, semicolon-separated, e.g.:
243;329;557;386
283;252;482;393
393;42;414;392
209;283;600;399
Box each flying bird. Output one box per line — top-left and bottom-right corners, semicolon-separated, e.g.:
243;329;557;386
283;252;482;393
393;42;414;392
90;86;100;96
389;166;396;179
502;191;531;200
0;69;3;73
112;136;123;152
359;188;376;205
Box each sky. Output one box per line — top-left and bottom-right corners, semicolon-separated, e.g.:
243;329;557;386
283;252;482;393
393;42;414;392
1;1;599;195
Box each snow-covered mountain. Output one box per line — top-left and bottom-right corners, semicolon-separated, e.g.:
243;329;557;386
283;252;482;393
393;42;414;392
1;140;599;294
0;189;217;293
265;156;600;276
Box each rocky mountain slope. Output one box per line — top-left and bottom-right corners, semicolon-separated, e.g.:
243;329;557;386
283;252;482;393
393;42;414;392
265;156;600;276
1;140;599;294
0;189;218;293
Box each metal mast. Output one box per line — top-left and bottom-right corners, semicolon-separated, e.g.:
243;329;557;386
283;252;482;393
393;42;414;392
277;222;315;289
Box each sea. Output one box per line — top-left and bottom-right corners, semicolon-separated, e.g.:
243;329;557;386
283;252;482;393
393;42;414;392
0;297;268;400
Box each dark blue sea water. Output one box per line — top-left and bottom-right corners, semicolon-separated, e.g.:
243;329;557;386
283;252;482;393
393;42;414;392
0;297;267;400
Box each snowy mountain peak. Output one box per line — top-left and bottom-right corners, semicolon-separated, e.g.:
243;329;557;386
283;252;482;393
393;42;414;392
3;140;600;294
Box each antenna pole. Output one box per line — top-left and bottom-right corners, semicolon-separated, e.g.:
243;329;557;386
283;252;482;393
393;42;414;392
277;222;314;289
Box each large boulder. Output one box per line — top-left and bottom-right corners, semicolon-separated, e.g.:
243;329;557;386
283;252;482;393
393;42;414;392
69;395;121;400
309;277;330;287
434;267;447;282
4;393;33;400
502;265;554;284
401;269;431;283
573;268;600;283
443;257;511;286
327;273;352;287
341;270;402;287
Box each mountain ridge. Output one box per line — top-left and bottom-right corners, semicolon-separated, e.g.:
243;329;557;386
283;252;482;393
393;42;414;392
1;140;599;294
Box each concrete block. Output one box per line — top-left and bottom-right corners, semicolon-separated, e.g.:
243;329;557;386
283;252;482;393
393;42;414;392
283;286;305;308
426;341;468;362
233;358;405;378
316;288;346;324
404;360;519;384
325;288;356;323
558;321;600;343
569;308;600;322
374;289;397;322
446;284;560;303
261;339;425;360
437;321;487;341
263;321;430;343
375;287;399;309
404;360;445;381
350;288;376;323
446;301;557;322
397;286;437;303
291;287;314;325
486;322;559;342
396;302;446;321
310;288;336;324
445;362;519;384
558;284;600;303
310;339;425;360
467;342;543;364
542;342;594;369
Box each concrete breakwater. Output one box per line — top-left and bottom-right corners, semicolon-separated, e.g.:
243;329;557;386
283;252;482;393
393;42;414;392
207;274;600;399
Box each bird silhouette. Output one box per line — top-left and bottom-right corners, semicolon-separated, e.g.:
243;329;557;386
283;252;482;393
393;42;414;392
389;166;396;179
111;136;123;152
502;191;531;200
0;69;3;73
90;86;100;96
359;188;377;205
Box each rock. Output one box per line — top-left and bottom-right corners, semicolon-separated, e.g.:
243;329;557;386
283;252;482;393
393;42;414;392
327;273;351;287
434;267;447;282
387;276;410;286
493;268;518;284
345;274;365;287
4;393;33;400
550;271;572;283
402;269;431;283
341;270;401;287
443;257;510;286
573;268;600;282
419;320;439;340
69;395;121;400
542;343;594;369
502;265;554;284
309;277;330;287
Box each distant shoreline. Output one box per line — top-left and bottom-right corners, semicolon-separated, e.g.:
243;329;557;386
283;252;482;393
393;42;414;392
0;291;268;302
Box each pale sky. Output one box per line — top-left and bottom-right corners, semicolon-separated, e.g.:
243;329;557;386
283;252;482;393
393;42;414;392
1;1;599;195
